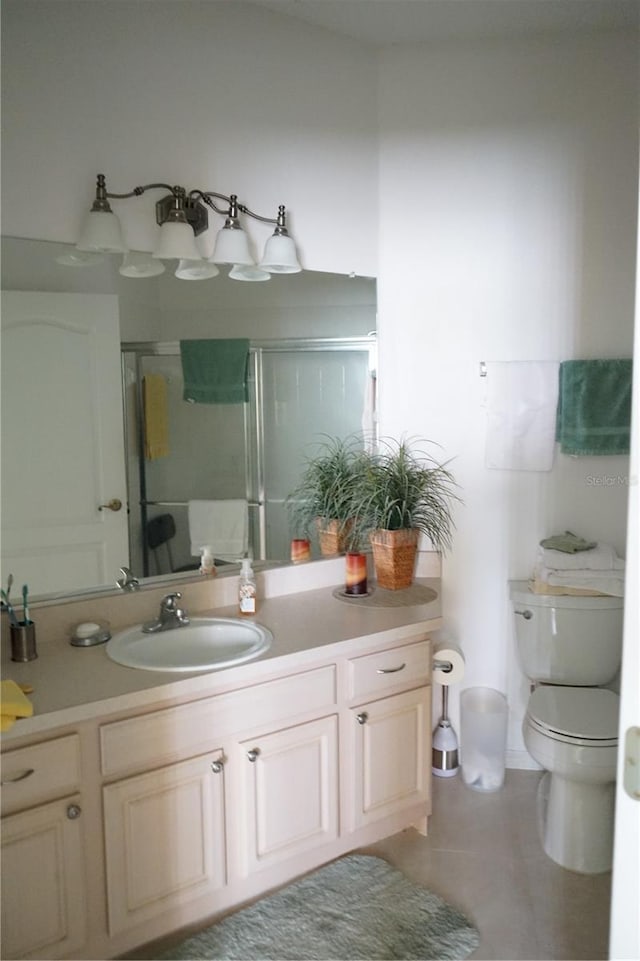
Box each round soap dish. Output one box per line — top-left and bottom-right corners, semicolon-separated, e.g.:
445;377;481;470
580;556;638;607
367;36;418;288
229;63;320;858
70;621;111;647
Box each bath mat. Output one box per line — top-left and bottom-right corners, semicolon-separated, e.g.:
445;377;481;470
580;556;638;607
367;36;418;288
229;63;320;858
160;853;480;960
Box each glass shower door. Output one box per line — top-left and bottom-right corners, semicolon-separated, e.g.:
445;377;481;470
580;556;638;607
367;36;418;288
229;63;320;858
260;344;376;560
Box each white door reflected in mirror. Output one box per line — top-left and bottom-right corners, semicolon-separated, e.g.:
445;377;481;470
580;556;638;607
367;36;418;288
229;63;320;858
1;291;129;597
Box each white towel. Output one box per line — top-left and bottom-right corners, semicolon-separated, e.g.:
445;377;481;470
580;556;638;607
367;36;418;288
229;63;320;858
484;361;559;471
188;499;248;559
536;543;623;572
536;565;625;597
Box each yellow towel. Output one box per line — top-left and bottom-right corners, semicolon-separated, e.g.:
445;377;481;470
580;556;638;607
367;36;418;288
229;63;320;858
144;374;170;460
1;680;33;732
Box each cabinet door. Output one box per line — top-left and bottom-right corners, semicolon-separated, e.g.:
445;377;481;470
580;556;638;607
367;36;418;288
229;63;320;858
1;795;86;960
237;715;339;876
352;686;430;830
103;751;226;936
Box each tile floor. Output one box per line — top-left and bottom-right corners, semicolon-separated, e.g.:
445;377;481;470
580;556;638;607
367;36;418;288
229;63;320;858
127;769;612;961
362;770;612;960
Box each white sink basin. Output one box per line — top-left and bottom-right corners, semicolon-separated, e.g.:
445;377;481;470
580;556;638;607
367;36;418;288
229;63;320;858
105;617;272;673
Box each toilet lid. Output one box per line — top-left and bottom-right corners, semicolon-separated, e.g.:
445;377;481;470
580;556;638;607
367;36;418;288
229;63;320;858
527;686;619;743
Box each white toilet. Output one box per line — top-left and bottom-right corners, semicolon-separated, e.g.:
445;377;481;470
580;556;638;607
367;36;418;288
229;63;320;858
509;581;623;874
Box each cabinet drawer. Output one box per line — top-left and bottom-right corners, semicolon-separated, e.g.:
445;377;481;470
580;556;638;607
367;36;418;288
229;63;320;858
1;734;82;816
101;665;337;778
348;640;430;702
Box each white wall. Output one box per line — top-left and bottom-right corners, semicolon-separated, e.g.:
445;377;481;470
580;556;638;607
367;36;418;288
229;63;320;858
377;31;638;760
1;0;378;276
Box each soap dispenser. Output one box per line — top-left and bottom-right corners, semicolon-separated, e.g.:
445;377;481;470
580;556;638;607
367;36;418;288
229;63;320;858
238;557;257;615
199;546;216;575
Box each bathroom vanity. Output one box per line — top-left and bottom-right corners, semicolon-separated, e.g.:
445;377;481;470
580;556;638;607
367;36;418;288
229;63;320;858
0;568;441;960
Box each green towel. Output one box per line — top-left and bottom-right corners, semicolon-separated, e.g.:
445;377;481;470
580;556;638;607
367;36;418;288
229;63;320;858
540;531;596;553
180;339;250;404
556;359;632;455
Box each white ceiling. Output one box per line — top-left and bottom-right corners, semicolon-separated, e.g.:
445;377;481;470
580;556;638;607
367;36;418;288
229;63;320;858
249;0;639;47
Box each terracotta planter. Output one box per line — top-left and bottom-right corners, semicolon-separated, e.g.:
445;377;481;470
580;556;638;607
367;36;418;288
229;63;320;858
316;518;353;556
370;528;419;590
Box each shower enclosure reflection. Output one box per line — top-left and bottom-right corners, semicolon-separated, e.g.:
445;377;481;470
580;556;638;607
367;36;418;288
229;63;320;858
124;338;376;577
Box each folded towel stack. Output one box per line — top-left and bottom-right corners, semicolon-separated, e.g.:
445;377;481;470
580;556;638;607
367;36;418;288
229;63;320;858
532;539;625;597
1;680;33;732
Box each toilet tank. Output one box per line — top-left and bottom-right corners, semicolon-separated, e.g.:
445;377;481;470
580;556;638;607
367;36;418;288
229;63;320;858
509;581;624;685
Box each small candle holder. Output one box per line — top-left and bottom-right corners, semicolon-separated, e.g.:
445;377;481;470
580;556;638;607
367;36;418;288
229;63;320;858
345;552;368;596
291;538;311;563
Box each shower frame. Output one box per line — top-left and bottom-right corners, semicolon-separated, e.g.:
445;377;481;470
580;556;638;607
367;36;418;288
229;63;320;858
121;336;377;574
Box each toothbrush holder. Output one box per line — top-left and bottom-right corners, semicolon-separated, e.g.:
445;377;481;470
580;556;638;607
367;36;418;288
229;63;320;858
10;621;37;662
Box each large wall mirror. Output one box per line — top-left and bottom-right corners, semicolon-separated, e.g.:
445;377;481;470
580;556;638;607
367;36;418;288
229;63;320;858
1;237;376;604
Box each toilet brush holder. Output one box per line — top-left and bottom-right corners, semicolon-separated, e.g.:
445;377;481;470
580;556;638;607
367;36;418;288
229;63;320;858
432;685;459;777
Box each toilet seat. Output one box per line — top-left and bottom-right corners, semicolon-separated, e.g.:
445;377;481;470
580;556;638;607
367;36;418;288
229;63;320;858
527;686;619;747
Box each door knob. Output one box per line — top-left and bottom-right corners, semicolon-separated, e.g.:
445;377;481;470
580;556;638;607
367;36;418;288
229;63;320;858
99;498;123;512
356;712;368;725
247;748;261;762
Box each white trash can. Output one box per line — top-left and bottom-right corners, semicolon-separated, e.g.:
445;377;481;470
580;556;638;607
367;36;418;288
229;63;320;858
460;687;508;792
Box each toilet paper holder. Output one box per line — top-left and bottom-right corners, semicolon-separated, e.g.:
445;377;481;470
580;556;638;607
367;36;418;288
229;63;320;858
433;658;453;674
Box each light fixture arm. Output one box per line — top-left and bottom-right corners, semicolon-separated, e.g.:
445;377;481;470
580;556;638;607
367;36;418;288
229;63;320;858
92;174;289;236
104;181;175;200
198;190;287;228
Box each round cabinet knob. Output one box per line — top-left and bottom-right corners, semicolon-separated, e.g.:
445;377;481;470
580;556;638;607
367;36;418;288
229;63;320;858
98;498;123;512
247;748;261;762
211;759;224;774
515;609;533;620
66;804;82;820
356;712;368;725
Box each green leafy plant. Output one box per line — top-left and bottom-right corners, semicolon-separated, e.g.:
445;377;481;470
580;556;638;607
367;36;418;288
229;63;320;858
353;438;460;552
286;434;366;550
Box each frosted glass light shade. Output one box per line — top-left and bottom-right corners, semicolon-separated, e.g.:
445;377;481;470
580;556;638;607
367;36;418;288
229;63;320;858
175;259;220;281
153;221;201;260
119;251;166;277
56;249;105;267
229;264;270;282
259;233;301;273
211;226;254;266
77;209;127;253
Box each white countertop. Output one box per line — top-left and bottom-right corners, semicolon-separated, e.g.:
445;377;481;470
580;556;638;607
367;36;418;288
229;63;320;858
1;578;442;742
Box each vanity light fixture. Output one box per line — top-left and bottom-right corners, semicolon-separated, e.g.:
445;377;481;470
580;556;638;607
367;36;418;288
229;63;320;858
75;173;302;281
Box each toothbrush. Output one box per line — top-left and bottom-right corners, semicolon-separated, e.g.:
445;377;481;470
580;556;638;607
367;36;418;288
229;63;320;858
1;589;19;627
22;584;30;625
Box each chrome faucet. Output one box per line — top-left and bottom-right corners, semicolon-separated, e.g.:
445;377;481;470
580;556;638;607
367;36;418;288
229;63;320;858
142;592;190;633
116;567;140;592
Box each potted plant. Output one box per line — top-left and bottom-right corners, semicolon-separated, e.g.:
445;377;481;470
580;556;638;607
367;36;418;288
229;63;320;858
286;435;364;555
354;438;460;589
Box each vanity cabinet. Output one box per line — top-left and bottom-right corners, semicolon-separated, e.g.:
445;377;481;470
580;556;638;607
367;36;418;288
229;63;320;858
98;664;339;941
351;687;430;829
235;714;339;876
0;735;87;960
1;615;437;961
348;640;431;830
102;749;227;936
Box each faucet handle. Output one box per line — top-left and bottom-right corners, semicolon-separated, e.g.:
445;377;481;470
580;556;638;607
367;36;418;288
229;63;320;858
161;592;182;612
117;567;140;591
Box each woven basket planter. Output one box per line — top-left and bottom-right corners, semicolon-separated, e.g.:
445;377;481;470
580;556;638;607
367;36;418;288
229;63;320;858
370;528;419;590
317;518;353;556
